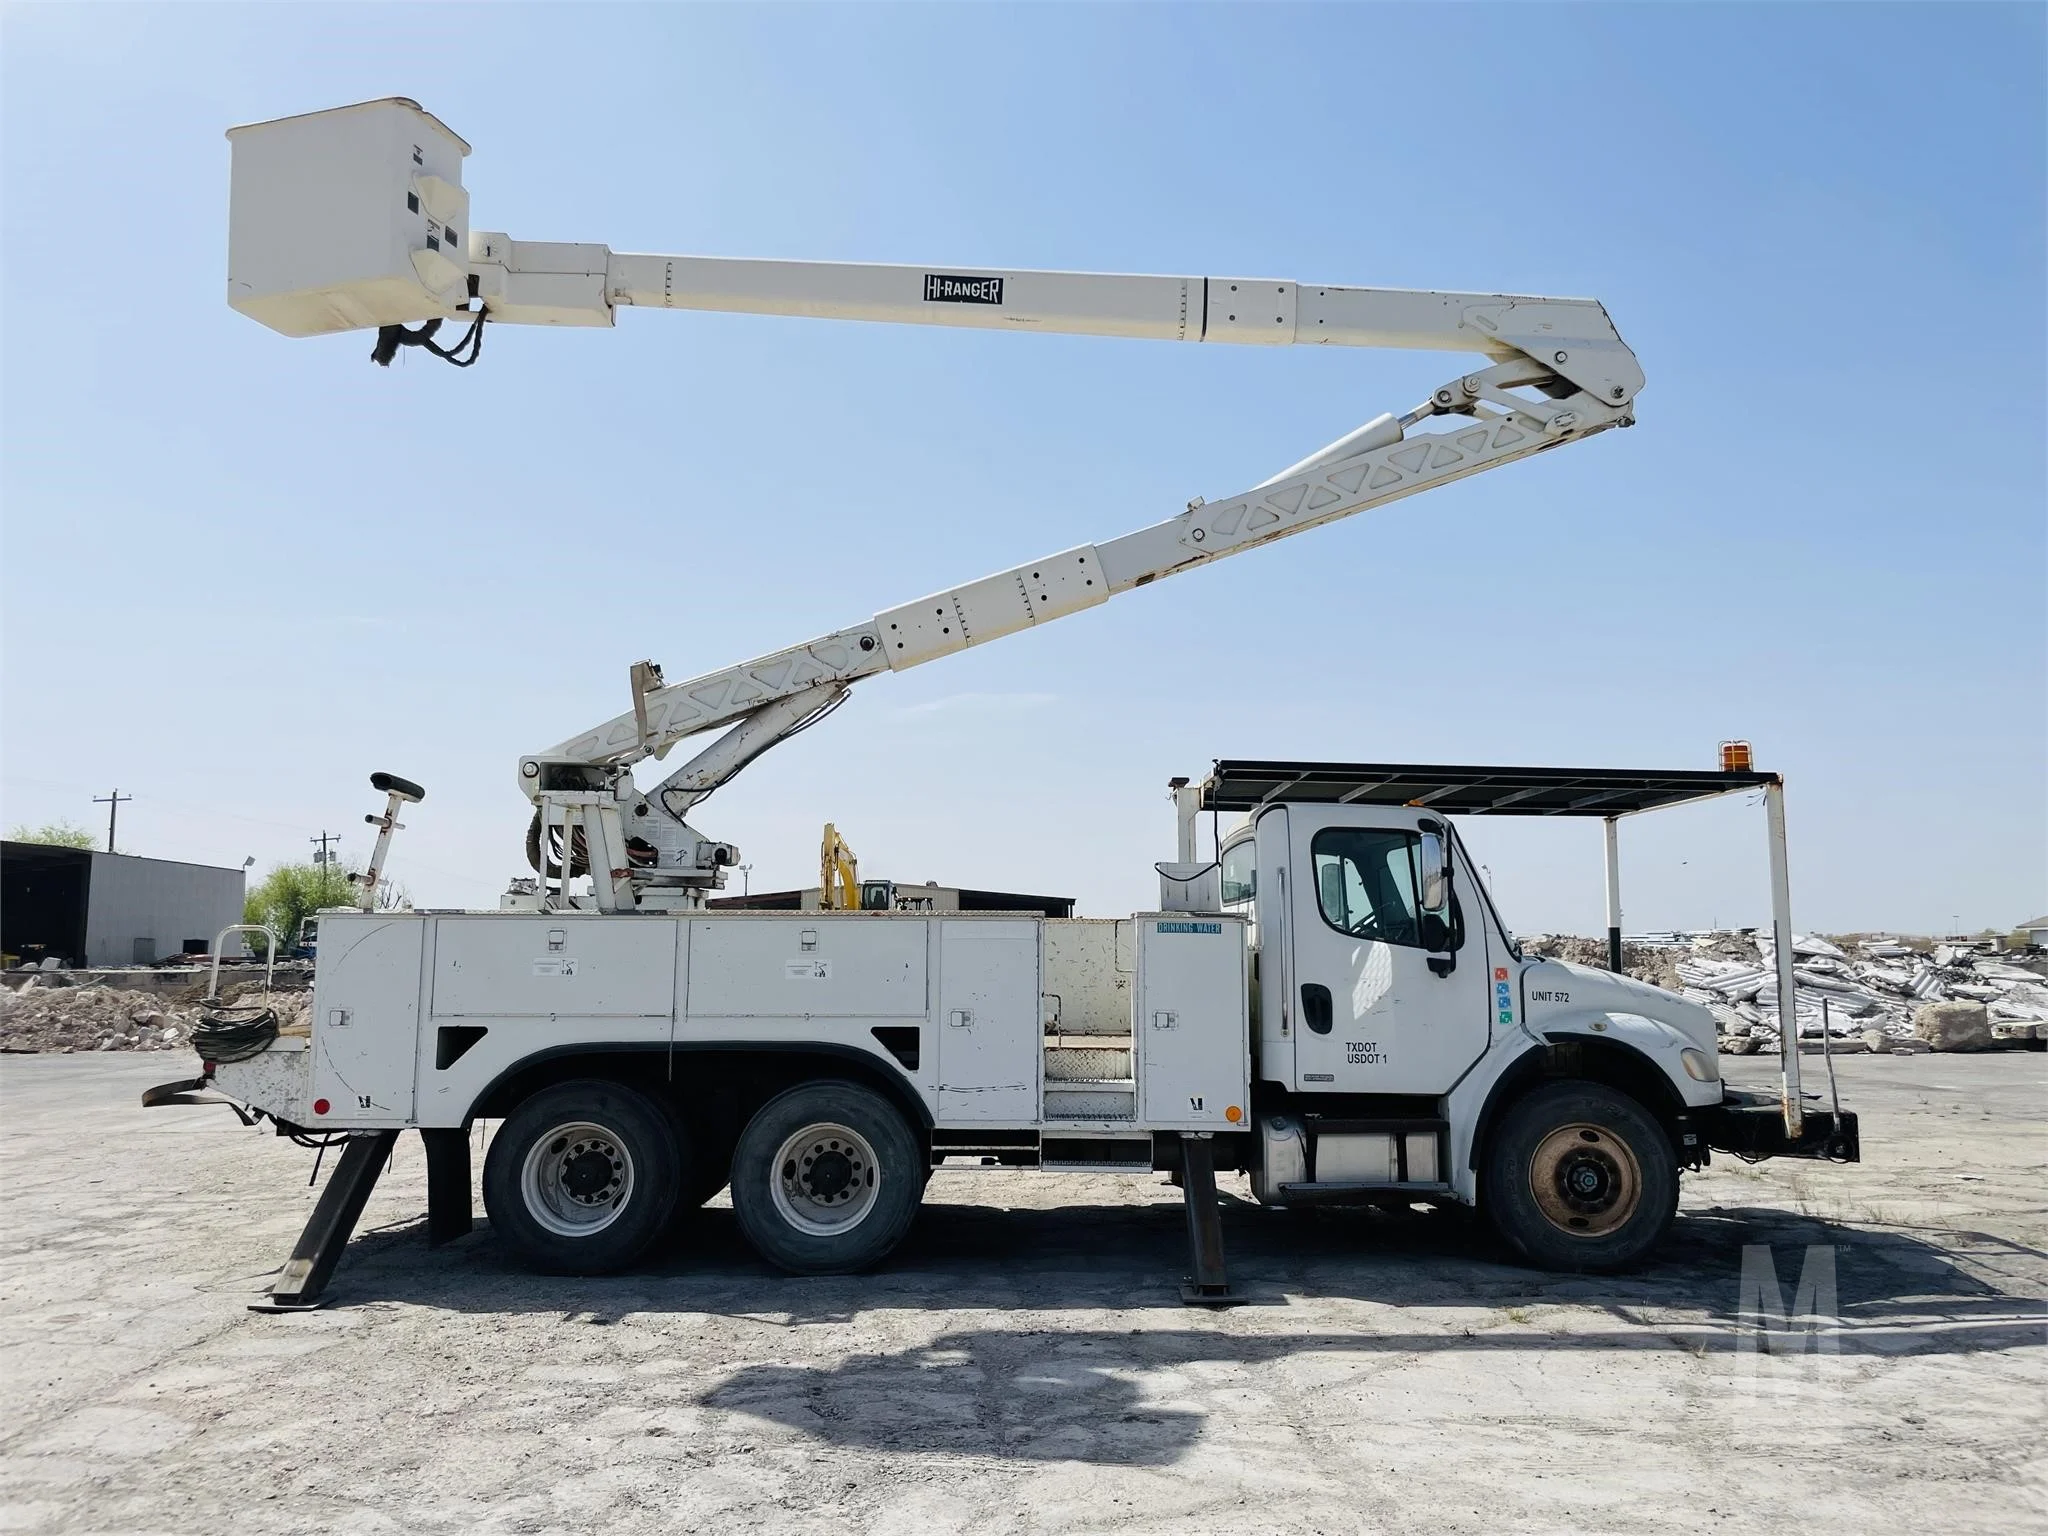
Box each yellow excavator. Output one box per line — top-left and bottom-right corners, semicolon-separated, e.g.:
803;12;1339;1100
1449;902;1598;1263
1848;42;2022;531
819;823;903;911
819;822;861;910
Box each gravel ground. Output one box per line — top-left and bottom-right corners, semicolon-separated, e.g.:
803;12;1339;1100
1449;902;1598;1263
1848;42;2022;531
1;1053;2042;1534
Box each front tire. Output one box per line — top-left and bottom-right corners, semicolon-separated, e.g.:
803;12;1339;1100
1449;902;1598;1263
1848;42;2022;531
483;1079;682;1275
730;1081;923;1274
1483;1080;1677;1272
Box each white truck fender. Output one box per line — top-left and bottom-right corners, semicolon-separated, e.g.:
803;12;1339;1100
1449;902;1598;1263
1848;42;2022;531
1538;1011;1721;1109
1441;1014;1720;1203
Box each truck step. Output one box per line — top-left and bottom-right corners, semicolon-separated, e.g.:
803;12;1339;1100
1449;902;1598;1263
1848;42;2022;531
1043;1045;1132;1081
1043;1081;1136;1120
1041;1134;1152;1170
1040;1024;1138;1048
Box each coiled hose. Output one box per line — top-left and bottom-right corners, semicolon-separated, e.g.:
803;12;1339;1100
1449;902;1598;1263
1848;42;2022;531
191;1003;279;1064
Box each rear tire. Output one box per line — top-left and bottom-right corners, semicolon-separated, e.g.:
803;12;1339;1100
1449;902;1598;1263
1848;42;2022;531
1482;1080;1677;1272
483;1079;682;1275
730;1080;922;1274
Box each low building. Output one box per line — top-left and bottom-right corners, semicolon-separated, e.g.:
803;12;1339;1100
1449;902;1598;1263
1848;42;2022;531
1;843;247;967
709;880;1073;918
2018;916;2048;949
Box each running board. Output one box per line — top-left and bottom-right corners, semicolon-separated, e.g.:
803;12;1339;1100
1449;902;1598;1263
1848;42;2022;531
1275;1180;1452;1206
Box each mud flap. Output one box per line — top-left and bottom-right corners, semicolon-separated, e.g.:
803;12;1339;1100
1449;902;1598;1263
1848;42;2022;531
142;1075;256;1124
141;1075;213;1108
421;1126;473;1247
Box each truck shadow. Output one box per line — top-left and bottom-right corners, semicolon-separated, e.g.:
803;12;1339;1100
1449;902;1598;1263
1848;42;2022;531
322;1190;2044;1467
337;1183;2045;1360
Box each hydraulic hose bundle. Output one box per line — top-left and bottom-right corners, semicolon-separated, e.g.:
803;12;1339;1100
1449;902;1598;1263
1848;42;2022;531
190;1002;280;1064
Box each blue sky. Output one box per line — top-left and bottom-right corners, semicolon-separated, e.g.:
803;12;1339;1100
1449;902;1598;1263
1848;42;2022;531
3;3;2042;936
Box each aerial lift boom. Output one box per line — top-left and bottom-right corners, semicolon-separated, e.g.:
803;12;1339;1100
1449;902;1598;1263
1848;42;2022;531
225;99;1644;913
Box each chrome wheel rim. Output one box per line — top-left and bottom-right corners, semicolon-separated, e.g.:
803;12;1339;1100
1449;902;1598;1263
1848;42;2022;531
520;1121;635;1237
1529;1121;1640;1237
769;1121;880;1236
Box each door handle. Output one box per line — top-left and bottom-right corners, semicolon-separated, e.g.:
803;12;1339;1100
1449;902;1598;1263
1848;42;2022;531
1300;983;1333;1035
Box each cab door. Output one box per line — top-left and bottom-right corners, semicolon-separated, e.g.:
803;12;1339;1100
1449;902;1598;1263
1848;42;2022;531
1285;806;1489;1094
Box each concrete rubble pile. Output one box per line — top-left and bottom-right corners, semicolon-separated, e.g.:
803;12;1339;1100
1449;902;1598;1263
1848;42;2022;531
1669;934;2048;1054
0;978;311;1055
1520;931;2045;1053
1517;934;1682;991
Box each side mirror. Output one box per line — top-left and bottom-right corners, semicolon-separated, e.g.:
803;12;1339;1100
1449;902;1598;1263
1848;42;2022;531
1418;825;1457;976
1418;829;1448;914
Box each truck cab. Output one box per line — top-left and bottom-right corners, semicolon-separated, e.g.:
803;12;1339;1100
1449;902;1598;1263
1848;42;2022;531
1223;803;1721;1105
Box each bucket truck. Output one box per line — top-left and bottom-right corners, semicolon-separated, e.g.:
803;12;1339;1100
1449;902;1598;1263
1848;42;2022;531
149;100;1858;1310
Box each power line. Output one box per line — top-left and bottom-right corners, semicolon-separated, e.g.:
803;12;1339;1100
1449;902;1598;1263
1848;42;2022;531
310;830;342;866
91;788;132;853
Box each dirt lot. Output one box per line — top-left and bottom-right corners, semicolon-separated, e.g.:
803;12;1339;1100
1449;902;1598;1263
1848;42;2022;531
1;1054;2041;1535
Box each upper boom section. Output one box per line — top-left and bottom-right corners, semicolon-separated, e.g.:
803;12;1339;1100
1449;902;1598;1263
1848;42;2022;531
225;98;1643;406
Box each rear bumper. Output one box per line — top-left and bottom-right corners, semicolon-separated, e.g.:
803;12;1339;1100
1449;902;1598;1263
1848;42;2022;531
1700;1089;1860;1162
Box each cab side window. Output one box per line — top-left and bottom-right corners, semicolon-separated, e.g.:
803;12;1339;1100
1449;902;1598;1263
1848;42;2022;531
1220;840;1257;909
1310;828;1423;948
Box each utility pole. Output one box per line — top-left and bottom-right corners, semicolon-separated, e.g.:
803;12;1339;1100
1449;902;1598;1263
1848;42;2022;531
310;830;342;866
92;789;132;853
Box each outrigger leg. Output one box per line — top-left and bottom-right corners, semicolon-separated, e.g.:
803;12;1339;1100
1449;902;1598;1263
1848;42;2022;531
1177;1131;1237;1306
250;1130;398;1312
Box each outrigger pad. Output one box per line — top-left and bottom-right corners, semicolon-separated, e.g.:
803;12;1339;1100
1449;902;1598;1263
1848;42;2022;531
247;1293;334;1314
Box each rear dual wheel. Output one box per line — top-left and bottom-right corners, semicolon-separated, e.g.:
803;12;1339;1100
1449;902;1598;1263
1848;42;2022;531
730;1081;923;1275
483;1079;683;1274
482;1077;923;1277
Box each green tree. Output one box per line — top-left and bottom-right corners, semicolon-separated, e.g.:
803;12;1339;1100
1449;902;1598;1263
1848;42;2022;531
243;862;358;955
7;821;98;849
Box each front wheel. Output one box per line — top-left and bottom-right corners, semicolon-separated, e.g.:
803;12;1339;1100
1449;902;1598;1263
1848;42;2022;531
730;1081;923;1274
1482;1081;1677;1272
482;1079;683;1274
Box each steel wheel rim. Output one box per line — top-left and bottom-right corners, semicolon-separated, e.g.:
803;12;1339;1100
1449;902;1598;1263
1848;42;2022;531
769;1121;881;1236
520;1120;636;1237
1529;1121;1640;1237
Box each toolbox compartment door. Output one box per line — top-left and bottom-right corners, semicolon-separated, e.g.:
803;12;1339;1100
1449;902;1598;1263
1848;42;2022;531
312;915;424;1124
936;921;1039;1122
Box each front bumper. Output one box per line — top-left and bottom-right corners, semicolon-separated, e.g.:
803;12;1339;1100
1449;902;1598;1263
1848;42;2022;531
1700;1088;1860;1162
